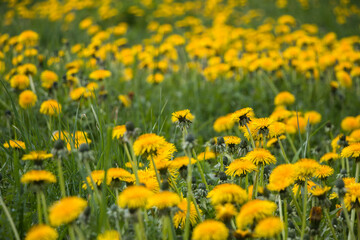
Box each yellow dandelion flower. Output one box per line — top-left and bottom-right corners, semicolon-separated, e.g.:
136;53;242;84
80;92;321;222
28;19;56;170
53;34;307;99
314;165;334;179
244;148;276;166
107;168;134;185
173;198;201;229
146;73;164;84
266;135;286;148
320;152;340;163
253;217;284;238
207;183;247;205
25;224;58;240
225;158;257;177
146;191;180;209
40;70;58;89
97;230;121;240
169;156;196;169
19;90;37;109
112;125;126;140
22;151;52;161
197;151;216;161
304;111;322;125
3;140;25;149
89;69;111;80
309;185;331;197
270;108;292;122
350;129;360;142
286;116;307;134
133;133;167;156
224;136;241;145
117;185;154;209
236;199;277;229
267;164;297;192
294;158;320;181
213;114;235;132
215;203;237;221
82;170;105;190
171;109;194;124
21;170;56;184
39;99;62;116
118;94;131;108
137;169;160;193
18;63;37;76
192;220;229;240
274;91;295;106
49;196;87;227
232;108;254;126
341;143;360;160
10;74;29;90
347;183;360;206
268;121;286;138
341;116;359;132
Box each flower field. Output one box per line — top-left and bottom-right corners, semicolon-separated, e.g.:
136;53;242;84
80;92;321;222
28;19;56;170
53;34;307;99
1;0;360;239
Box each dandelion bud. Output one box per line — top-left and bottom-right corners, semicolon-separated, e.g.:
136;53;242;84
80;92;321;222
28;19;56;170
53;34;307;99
310;206;322;234
219;172;227;181
54;139;65;150
79;143;90;153
125;121;135;132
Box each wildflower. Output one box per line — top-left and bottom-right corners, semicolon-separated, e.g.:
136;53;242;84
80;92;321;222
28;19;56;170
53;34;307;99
268;121;286;138
107;168;134;185
286;115;307;134
146;191;180;209
97;230;120;240
10;74;29;90
225;158;257;177
133;133;167;157
350;129;360;142
320;152;340;163
244;148;276;166
215;203;237;221
25;224;58;240
346;183;360;206
112;125;126;140
309;185;331;198
169;156;196;169
82;170;105;190
173;198;201;228
341;143;360;161
213;114;235;132
89;69;111;80
309;206;322;232
118;94;131;107
19;90;37;109
3;140;25;149
304;111;322;125
270;108;292;121
197;151;216;161
171;109;194;129
274;91;295;106
341;116;359;132
21;170;56;184
314;165;334;179
18;63;37;76
232;108;254;126
267;164;297;192
117;185;154;209
266;135;286;148
192;220;229;240
224;136;241;146
294;158;320;181
236;199;277;229
40;70;58;89
18;30;39;46
39;99;62;116
253;217;284;238
146;73;164;84
49;196;87;226
207;183;247;205
22;151;53;161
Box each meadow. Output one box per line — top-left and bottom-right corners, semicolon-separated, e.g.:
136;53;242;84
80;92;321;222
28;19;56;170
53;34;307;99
1;0;360;239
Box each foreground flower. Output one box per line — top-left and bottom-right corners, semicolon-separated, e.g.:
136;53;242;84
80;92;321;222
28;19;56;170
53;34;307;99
10;74;29;90
192;220;229;240
19;90;37;109
294;158;320;181
267;164;297;192
213;114;235;132
215;203;237;221
49;196;87;226
320;152;340;163
232;107;254;126
22;151;53;161
82;170;105;190
341;143;360;160
40;99;62;116
236;199;277;229
225;158;257;177
97;230;120;240
112;125;127;140
117;185;154;209
207;183;247;205
253;217;284;238
21;170;56;184
106;168;134;185
133;133;167;156
173;198;201;228
146;191;180;209
25;224;58;240
244;148;276;166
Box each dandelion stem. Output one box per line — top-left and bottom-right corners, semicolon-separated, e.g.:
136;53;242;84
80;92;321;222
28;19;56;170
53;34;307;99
283;197;288;240
355;161;360;182
259;165;264;187
124;143;140;185
192;149;209;191
40;191;49;224
252;165;260;199
68;225;76;240
0;196;20;240
346;158;350;177
290;187;302;218
36;191;43;224
324;207;338;240
285;133;297;156
244;123;255;150
278;195;285;240
56;158;66;197
340;199;355;240
300;179;308;240
150;155;162;187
